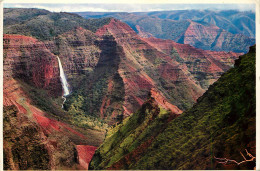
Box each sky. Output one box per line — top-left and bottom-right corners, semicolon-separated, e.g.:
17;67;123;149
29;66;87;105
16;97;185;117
3;3;256;12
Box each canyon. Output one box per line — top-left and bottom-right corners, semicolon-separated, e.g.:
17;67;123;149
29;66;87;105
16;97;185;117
3;18;242;123
3;8;255;170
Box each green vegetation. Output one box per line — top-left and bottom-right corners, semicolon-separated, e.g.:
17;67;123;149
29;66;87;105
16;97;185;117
65;73;125;125
90;45;255;170
17;79;68;119
171;47;184;63
67;94;108;130
18;78;108;132
4;8;111;41
90;98;176;170
157;76;198;110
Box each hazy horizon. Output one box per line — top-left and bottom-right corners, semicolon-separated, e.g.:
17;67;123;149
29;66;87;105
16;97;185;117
4;3;255;13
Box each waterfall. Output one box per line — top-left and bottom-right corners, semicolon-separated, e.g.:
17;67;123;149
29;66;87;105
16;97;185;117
57;56;70;107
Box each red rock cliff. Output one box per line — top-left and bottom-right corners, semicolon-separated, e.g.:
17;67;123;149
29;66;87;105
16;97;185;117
95;19;241;118
4;34;62;96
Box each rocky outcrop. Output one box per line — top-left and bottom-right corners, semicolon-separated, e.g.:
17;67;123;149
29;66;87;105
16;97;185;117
142;37;242;89
181;20;254;53
90;96;180;170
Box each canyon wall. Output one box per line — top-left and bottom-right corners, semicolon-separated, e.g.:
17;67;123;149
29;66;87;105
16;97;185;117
4;34;61;97
3;18;242;124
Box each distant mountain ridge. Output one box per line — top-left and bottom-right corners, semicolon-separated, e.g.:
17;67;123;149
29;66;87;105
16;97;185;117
76;10;255;38
75;10;255;53
134;10;255;38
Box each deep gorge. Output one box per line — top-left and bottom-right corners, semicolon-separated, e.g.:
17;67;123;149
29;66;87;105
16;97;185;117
3;7;256;170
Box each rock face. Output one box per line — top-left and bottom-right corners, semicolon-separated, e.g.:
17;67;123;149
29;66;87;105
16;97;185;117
134;10;256;38
76;145;97;170
150;88;182;114
3;8;253;170
48;27;101;76
95;19;201;117
91;19;242;120
3;34;61;97
179;20;254;53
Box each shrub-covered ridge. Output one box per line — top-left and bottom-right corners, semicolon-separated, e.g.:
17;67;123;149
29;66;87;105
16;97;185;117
90;45;256;170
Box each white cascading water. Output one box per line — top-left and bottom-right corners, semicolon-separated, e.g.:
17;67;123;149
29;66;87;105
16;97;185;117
57;56;70;108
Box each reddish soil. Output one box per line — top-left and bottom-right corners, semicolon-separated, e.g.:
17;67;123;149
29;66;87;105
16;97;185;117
76;145;98;170
3;78;95;169
150;88;182;114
